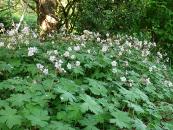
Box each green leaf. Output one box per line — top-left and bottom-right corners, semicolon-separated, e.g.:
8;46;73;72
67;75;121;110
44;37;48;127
7;94;31;107
84;125;99;130
55;88;76;102
119;87;149;102
0;100;9;108
55;78;79;92
41;121;76;130
27;64;38;75
0;107;22;129
133;118;147;130
110;110;132;129
87;78;107;96
80;94;103;114
80;114;106;126
25;107;50;127
73;67;84;75
57;104;82;122
124;101;144;113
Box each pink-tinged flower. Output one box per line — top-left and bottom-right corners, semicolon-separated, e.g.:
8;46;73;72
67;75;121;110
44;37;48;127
36;63;44;71
28;47;38;56
22;27;30;35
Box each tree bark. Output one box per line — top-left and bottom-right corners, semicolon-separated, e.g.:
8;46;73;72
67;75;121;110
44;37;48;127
35;0;58;40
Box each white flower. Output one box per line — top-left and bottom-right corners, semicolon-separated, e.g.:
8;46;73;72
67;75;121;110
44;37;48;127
74;46;80;51
83;30;92;35
111;61;117;67
71;55;76;59
49;56;56;62
60;96;64;100
115;40;120;45
32;32;37;38
153;42;156;47
36;63;44;71
97;37;101;42
149;67;153;72
124;61;129;66
75;61;80;66
106;33;109;37
118;52;122;56
149;65;157;72
81;43;86;47
120;46;124;52
43;68;48;75
68;47;72;51
112;68;118;73
67;63;72;69
164;80;173;87
55;62;61;69
157;52;163;59
59;59;63;64
128;80;134;87
63;51;70;57
163;65;167;70
0;42;4;47
145;78;151;85
28;47;38;56
125;41;132;47
54;50;58;54
120;77;126;82
142;50;150;57
87;49;91;54
60;68;66;73
0;23;4;27
8;30;16;36
168;81;173;87
128;50;131;54
102;45;108;53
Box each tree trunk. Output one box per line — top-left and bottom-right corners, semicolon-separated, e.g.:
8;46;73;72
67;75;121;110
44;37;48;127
35;0;58;40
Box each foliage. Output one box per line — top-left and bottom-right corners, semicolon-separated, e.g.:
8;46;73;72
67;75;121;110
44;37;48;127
74;0;173;63
1;0;173;64
0;28;173;130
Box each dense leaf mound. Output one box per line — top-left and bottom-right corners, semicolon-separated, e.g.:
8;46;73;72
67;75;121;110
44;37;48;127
0;30;173;130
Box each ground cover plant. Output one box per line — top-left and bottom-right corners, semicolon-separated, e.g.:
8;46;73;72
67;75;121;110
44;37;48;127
0;27;173;130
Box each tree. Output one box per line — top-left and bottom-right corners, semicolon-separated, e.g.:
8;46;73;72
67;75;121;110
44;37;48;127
35;0;58;40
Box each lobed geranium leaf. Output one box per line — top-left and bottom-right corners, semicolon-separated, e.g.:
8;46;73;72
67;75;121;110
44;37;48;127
87;78;107;96
25;107;50;127
80;94;103;114
110;110;132;129
0;107;22;129
133;118;147;130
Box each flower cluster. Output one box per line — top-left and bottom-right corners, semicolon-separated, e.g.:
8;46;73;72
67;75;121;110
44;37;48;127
0;42;4;47
36;63;48;75
28;47;38;56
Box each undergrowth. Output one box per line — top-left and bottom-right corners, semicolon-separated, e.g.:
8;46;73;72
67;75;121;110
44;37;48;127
0;28;173;130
